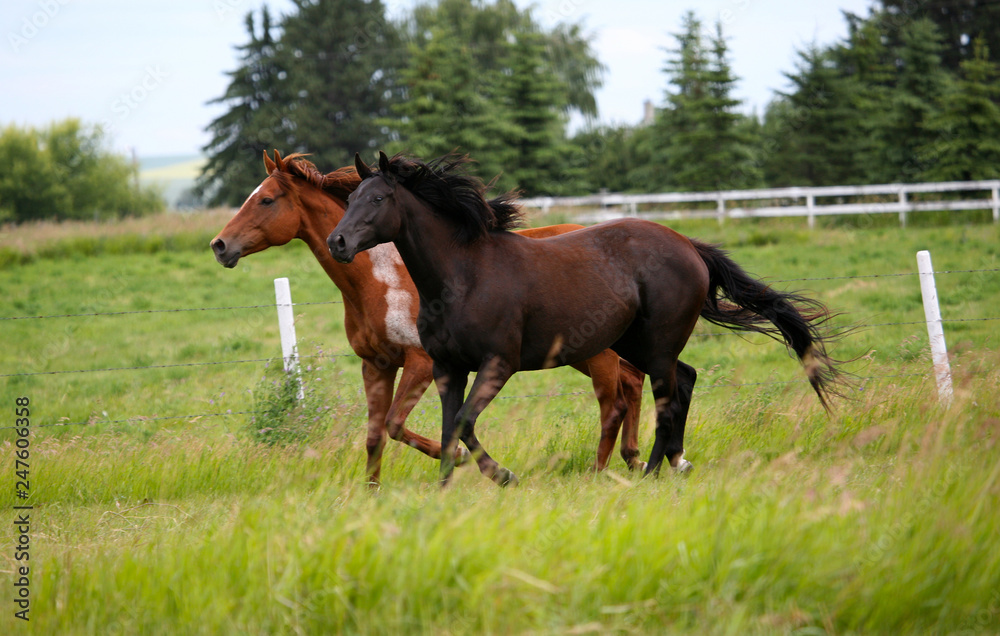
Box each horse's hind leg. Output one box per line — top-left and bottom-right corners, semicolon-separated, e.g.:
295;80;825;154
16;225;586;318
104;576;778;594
573;352;627;472
645;360;697;476
618;360;647;471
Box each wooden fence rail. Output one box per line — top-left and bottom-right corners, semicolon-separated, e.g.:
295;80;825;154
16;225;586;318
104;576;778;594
521;179;1000;227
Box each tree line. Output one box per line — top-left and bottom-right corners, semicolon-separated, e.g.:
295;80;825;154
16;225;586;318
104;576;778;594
197;0;602;204
5;1;997;223
198;0;1000;205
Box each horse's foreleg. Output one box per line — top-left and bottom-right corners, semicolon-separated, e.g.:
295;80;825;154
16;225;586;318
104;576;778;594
361;360;397;487
455;356;517;487
645;360;696;477
434;365;469;486
385;352;470;466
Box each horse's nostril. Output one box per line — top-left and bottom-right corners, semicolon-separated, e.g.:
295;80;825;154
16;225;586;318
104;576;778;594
335;235;347;250
212;238;226;255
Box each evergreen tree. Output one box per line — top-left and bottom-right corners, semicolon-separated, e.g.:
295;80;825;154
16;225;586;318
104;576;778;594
279;0;403;169
883;18;950;182
880;0;1000;71
762;45;865;186
391;0;599;195
569;124;646;193
498;29;585;195
920;38;1000;181
702;21;762;190
834;13;895;181
655;11;709;190
405;0;602;120
640;13;760;192
389;24;512;181
197;8;291;206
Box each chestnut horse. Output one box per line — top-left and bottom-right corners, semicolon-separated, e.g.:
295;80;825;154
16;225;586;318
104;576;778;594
210;151;646;484
329;152;844;486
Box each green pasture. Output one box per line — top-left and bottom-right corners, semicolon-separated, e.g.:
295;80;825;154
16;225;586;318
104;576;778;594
1;214;998;634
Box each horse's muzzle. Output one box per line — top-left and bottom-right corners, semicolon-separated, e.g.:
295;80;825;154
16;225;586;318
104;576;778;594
328;234;355;264
210;238;241;268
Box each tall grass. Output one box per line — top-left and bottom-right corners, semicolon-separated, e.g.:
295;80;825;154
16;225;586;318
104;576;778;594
1;213;998;633
4;361;999;634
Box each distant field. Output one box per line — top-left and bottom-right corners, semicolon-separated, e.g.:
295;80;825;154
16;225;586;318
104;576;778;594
138;154;205;207
1;214;998;634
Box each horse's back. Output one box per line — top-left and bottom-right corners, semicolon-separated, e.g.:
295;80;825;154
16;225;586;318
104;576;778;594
511;219;705;278
514;223;584;239
482;218;709;369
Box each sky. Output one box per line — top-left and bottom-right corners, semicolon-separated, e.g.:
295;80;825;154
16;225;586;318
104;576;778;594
1;0;875;158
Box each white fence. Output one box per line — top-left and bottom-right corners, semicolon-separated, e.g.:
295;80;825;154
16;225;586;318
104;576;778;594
522;180;1000;228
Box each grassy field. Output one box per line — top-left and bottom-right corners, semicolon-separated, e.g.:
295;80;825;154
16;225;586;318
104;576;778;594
1;211;999;634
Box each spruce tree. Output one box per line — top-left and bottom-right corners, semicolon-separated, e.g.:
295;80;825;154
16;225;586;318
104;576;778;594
389;24;512;181
920;38;1000;181
198;8;291;206
405;0;601;120
702;21;762;190
569;124;646;193
391;0;599;195
655;11;709;190
883;18;950;182
834;14;895;182
763;45;864;186
880;0;1000;71
498;29;584;195
643;13;760;192
279;0;402;169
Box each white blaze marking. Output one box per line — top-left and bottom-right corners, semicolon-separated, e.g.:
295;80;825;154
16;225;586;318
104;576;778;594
238;183;264;211
368;243;421;347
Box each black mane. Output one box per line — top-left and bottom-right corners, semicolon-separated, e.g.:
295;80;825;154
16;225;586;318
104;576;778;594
374;153;524;243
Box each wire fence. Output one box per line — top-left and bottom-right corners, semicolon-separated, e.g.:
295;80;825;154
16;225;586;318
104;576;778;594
3;267;998;431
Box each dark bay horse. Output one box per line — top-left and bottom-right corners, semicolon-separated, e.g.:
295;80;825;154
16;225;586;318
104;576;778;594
329;152;844;486
210;151;647;484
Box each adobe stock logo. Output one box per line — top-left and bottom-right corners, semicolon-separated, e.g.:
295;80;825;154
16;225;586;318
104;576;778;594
8;0;72;54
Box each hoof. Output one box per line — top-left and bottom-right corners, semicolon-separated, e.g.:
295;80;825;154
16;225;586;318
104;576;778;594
454;446;472;467
673;458;693;474
635;461;648;472
493;467;519;487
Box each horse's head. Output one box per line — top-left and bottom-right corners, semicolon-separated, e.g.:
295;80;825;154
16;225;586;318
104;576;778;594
328;152;402;264
210;150;310;268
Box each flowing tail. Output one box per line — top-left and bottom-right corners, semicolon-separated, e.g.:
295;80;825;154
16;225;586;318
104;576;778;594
691;240;845;411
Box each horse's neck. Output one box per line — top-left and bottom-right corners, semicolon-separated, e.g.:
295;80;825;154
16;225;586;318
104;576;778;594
296;190;381;313
392;192;470;305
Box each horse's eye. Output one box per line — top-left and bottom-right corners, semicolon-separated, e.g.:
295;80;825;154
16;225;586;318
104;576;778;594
261;197;274;205
373;195;383;203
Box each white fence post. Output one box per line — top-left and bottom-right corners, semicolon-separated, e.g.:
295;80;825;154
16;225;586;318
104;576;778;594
916;251;953;405
274;277;305;401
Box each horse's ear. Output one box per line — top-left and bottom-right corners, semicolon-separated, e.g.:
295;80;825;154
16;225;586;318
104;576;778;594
378;151;390;174
263;150;277;174
355;153;373;179
274;149;285;171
